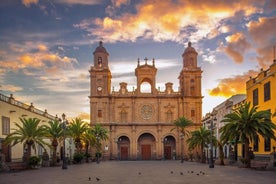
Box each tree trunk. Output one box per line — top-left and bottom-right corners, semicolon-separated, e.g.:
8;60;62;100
244;139;250;168
26;143;32;168
52;146;57;166
201;143;204;163
218;143;224;165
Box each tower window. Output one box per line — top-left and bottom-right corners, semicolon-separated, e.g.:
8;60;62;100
98;57;102;67
191;110;195;117
98;110;102;118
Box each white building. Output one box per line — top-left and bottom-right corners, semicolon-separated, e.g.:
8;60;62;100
202;94;246;159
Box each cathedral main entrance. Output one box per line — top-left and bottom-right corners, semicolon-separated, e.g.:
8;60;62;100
117;136;130;160
163;135;176;160
138;133;156;160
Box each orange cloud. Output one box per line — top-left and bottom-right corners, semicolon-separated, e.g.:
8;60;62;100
247;16;276;68
22;0;39;7
208;70;259;97
111;0;130;7
0;43;77;74
1;84;23;92
75;0;261;43
38;44;48;52
223;32;251;63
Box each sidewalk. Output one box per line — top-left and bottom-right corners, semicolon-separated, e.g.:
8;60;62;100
1;161;275;184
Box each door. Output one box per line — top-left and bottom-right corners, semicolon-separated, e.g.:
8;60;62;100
2;143;11;162
141;145;151;160
164;146;171;160
120;146;128;160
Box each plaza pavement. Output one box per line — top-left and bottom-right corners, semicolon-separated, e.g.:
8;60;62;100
1;160;275;184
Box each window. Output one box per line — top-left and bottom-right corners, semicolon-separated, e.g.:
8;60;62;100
253;88;258;106
98;57;102;67
253;135;259;152
120;110;127;123
166;110;173;122
264;137;271;152
264;82;271;101
98;110;102;118
191;110;195;117
2;116;10;135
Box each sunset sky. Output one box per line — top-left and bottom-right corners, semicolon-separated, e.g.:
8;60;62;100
0;0;275;120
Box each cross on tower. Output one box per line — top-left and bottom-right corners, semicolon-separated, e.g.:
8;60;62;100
144;57;148;65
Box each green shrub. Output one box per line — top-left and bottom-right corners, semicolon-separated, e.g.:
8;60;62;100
73;152;84;163
29;156;41;168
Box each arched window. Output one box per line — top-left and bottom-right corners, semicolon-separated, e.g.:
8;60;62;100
190;79;195;96
140;82;151;93
98;57;102;67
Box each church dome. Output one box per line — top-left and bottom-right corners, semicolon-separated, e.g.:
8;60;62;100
184;42;196;53
94;41;109;54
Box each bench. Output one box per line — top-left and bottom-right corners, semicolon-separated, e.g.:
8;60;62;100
7;162;27;171
250;161;268;170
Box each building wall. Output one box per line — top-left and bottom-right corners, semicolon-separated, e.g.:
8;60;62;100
246;61;276;156
203;94;246;158
90;42;202;160
0;93;55;161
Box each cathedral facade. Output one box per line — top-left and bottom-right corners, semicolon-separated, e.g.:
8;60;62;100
89;41;202;160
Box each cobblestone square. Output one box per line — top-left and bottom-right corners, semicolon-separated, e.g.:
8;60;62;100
1;161;276;184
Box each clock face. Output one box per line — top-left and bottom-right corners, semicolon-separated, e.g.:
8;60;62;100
97;86;102;91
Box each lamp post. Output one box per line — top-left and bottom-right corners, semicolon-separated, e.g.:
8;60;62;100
209;116;216;168
96;134;100;164
61;113;68;169
180;133;184;163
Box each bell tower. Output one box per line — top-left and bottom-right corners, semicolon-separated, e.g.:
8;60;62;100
89;41;112;97
179;42;202;97
135;58;158;94
178;42;202;122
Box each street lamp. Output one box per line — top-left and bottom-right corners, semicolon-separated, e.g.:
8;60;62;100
61;113;68;169
209;116;217;168
96;134;100;164
180;133;184;163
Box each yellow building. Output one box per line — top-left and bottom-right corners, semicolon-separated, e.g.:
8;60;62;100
0;93;55;162
246;60;276;158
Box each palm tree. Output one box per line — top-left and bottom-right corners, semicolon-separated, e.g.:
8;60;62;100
4;117;48;166
42;119;63;166
82;127;96;162
171;116;193;163
186;127;211;163
220;102;276;168
68;118;89;153
216;140;225;165
91;124;108;163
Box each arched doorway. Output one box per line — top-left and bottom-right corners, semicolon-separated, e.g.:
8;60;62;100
162;135;176;160
117;136;130;160
138;133;156;160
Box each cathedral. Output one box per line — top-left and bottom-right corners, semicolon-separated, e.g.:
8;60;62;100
89;41;202;160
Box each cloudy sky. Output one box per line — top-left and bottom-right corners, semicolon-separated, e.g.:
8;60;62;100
0;0;275;120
